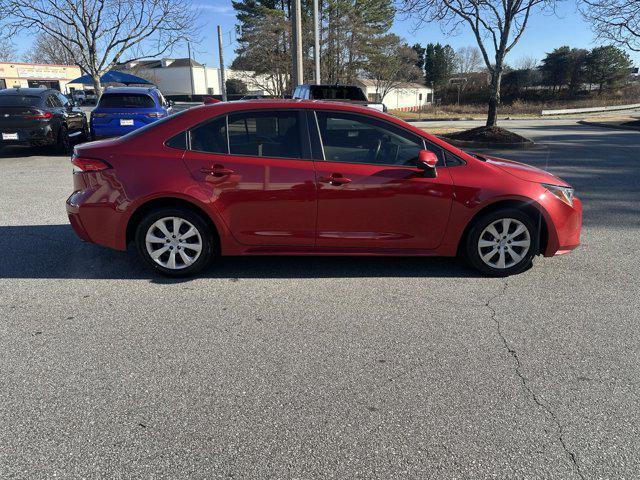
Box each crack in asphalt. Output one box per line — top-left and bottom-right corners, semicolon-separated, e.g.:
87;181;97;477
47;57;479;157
486;280;586;480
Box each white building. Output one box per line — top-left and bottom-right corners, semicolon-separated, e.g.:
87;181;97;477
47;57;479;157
117;58;276;96
356;79;433;111
117;59;434;108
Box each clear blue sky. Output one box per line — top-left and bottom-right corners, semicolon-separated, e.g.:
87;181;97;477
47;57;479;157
12;0;640;68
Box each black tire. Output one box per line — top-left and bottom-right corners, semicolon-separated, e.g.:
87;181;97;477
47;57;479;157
465;208;539;277
135;207;215;277
81;121;90;142
55;125;71;154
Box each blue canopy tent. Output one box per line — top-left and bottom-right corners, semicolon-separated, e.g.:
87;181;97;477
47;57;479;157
68;70;153;86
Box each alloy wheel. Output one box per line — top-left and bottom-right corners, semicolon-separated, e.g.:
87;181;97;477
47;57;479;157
145;216;203;270
477;218;531;270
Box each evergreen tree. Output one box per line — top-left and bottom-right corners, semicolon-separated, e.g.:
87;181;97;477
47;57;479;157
585;45;632;93
424;43;455;89
411;43;426;73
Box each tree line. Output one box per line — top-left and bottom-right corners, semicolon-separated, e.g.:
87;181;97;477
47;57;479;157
0;0;638;126
409;42;634;105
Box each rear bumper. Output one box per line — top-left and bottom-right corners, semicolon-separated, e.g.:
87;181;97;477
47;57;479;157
66;184;128;251
91;125;137;139
91;117;159;139
1;125;56;145
543;196;583;257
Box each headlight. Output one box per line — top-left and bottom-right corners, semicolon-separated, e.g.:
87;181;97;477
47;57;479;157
542;183;574;207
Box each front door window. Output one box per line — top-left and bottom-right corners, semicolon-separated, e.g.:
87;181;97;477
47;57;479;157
315;111;443;167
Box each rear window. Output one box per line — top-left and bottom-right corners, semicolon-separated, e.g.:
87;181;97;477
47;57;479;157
0;95;42;107
99;93;156;108
309;86;367;101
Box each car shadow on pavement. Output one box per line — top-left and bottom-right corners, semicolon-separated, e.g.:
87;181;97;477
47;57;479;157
0;224;480;280
0;142;91;159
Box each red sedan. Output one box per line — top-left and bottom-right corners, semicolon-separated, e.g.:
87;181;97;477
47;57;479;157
66;100;582;277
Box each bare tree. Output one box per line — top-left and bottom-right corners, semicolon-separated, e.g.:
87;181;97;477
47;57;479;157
364;35;422;101
0;37;15;62
23;29;79;65
515;55;538;70
581;0;640;51
0;0;199;96
402;0;556;126
456;46;483;74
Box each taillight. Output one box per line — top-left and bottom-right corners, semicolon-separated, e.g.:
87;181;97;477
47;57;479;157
25;111;53;120
146;112;164;118
72;155;111;173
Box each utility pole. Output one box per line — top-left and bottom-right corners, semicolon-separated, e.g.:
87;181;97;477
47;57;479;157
203;63;209;95
187;41;195;100
291;0;304;88
217;25;227;101
313;0;321;84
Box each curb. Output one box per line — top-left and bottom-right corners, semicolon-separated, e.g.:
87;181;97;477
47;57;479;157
577;120;640;132
542;103;640;116
438;137;536;150
405;117;477;123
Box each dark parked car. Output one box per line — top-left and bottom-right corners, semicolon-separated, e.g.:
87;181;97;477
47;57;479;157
0;87;88;153
292;84;386;112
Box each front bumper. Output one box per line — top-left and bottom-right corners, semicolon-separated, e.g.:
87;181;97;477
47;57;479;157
542;196;583;257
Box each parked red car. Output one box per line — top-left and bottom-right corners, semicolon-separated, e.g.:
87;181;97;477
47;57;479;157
66;100;581;277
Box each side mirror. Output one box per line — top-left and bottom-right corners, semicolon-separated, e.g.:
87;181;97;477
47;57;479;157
417;149;438;178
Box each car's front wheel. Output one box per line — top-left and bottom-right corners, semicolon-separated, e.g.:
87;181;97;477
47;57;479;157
465;208;539;276
135;207;215;277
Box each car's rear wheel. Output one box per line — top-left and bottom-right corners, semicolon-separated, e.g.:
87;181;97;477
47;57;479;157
465;208;539;276
81;122;90;142
55;125;71;154
135;207;215;277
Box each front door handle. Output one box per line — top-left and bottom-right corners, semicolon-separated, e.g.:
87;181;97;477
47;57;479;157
319;173;352;186
201;165;234;177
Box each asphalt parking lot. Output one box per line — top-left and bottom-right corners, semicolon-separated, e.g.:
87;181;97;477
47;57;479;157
1;119;639;479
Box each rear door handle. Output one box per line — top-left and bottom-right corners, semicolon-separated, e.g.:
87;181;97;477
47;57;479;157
319;173;352;186
201;165;234;177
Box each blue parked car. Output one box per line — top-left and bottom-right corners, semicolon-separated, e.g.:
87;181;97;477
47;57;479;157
90;87;172;139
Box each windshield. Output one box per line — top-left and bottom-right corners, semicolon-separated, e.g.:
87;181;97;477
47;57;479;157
0;95;42;107
99;93;155;109
310;86;368;101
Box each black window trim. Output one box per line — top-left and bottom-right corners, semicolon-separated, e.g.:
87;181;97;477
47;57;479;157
185;108;312;161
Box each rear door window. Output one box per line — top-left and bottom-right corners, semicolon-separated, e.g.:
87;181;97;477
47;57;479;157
99;93;156;108
227;111;301;159
189;116;228;154
47;95;62;108
56;92;70;107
